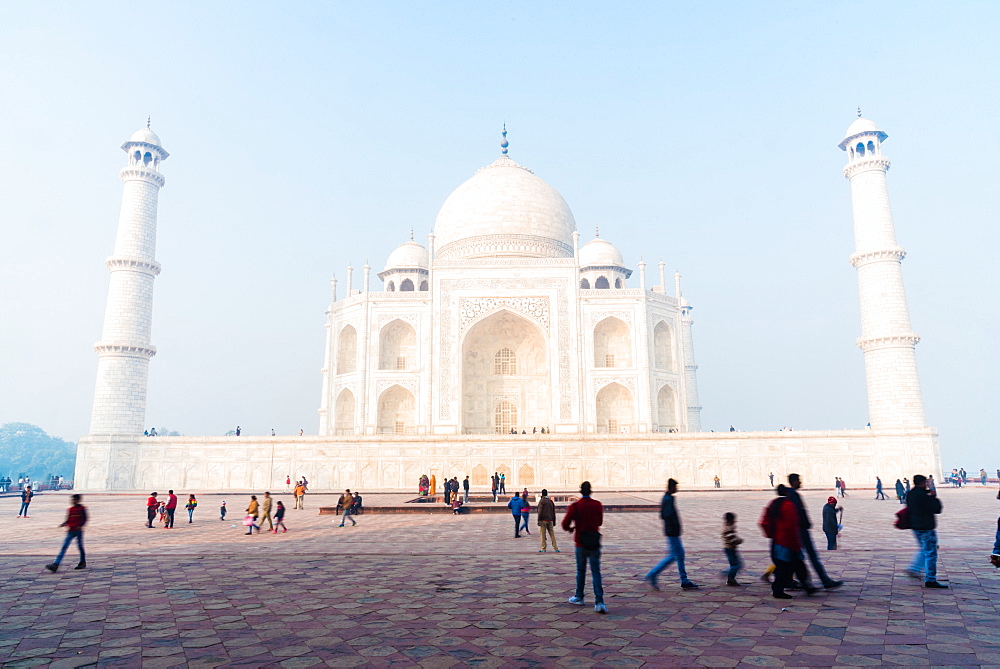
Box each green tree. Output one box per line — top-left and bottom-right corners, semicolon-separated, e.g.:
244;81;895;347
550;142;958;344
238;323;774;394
0;423;76;481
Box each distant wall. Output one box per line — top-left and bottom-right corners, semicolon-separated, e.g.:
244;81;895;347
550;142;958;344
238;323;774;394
75;428;941;492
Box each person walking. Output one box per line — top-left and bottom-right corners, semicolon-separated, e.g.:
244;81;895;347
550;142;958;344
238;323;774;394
17;486;33;517
164;490;178;529
220;501;227;521
259;492;274;531
904;478;911;495
338;490;357;527
463;475;470;504
499;473;506;495
875;477;887;500
822;496;842;549
760;485;814;599
537;489;559;553
769;472;775;487
519;491;531;535
507;491;525;538
895;479;906;505
927;475;936;494
146;492;158;528
245;495;260;535
786;473;843;589
185;495;198;523
905;474;948;587
285;475;291;492
45;494;87;572
644;478;699;590
722;512;743;586
562;481;607;613
713;475;721;489
273;501;287;533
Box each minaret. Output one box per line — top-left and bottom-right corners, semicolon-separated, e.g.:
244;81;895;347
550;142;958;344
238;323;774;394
839;113;925;429
88;121;168;435
674;271;702;431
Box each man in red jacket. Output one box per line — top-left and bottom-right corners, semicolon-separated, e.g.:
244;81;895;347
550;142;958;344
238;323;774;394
562;481;607;613
46;495;87;572
146;492;158;528
760;485;815;599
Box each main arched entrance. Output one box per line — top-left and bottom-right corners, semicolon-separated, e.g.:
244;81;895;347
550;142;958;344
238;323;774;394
461;310;549;434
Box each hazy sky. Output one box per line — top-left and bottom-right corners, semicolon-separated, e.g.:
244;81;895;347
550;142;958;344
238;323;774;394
1;2;996;466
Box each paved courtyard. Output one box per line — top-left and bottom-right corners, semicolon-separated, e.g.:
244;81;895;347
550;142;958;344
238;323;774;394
1;485;998;667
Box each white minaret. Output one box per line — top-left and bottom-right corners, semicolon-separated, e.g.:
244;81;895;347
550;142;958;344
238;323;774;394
675;271;702;431
88;121;168;435
839;113;925;429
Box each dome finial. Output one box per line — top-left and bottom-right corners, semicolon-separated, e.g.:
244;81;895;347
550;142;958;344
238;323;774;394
500;123;509;155
147;115;151;129
857;106;862;118
409;227;414;241
595;226;600;238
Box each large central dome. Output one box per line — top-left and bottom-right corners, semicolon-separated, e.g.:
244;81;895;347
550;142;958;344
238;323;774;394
433;154;577;260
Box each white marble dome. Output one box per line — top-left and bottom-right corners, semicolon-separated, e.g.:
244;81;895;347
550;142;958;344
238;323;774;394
129;126;162;147
844;117;878;137
433;154;577;260
579;237;624;267
384;240;428;271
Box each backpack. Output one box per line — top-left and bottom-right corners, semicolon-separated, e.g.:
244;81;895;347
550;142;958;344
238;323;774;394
894;507;911;530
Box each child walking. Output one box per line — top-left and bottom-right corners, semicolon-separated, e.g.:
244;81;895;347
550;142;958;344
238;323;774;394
185;495;198;523
722;512;743;586
273;501;287;533
220;501;227;521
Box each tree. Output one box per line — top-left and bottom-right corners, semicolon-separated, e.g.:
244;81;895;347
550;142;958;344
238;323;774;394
0;423;76;481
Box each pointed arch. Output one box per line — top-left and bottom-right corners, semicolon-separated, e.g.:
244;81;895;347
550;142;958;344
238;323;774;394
518;464;535;486
337;325;357;374
594;316;631;368
595;276;610;289
377;384;415;435
615;277;623;288
596;382;634;433
335;388;355;435
419;280;428;291
462;309;549;435
653;321;674;371
657;385;678;432
386;281;395;292
494;399;518;434
379;319;417;370
580;278;590;289
400;278;414;291
472;464;489;486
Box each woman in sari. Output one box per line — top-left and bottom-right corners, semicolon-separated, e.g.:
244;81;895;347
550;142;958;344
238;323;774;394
419;475;429;496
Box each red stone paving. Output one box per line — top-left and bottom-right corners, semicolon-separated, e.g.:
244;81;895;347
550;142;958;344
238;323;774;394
1;486;998;667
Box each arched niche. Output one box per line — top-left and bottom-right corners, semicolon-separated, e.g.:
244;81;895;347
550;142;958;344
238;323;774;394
657;385;678;431
580;278;590;289
337;325;357;374
335;388;355;434
377;384;415;435
494;399;518;434
653;321;674;370
596;382;634;433
400;278;414;291
419;280;428;291
594;316;631;368
379;319;416;370
386;281;395;292
462;309;549;434
595;276;610;289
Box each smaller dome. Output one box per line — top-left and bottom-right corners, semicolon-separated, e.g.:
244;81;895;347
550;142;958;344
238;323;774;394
384;240;428;271
129;126;162;147
844;117;878;137
579;237;624;268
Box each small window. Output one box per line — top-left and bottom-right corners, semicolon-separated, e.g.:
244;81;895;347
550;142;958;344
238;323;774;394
580;278;590;289
605;354;615;368
494;348;516;375
394;421;405;435
595;276;610;289
856;142;865;157
396;356;406;371
867;140;875;154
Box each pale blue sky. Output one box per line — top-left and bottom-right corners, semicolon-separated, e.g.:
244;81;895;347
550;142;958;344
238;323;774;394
1;2;996;467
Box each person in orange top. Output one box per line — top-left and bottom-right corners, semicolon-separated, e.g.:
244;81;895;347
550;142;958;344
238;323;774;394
293;482;305;509
561;481;607;614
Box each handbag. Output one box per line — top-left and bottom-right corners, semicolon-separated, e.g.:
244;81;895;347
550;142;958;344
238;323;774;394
579;530;601;551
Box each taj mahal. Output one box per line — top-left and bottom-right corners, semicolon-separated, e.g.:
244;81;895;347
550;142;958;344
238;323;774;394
74;116;942;492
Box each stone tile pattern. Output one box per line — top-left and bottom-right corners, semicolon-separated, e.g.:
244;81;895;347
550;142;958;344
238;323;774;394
2;487;998;667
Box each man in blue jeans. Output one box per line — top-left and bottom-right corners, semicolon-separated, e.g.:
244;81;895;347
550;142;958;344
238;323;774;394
989;485;999;569
906;474;948;588
645;478;699;590
507;492;525;538
562;481;607;613
46;495;87;572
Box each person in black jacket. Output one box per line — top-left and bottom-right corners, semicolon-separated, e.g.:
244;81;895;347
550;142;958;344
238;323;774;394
822;497;842;550
786;474;843;589
643;479;698;590
905;474;948;588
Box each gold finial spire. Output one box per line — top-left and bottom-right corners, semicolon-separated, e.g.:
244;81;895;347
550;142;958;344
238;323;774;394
857;106;862;118
500;123;509;155
147;115;151;129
